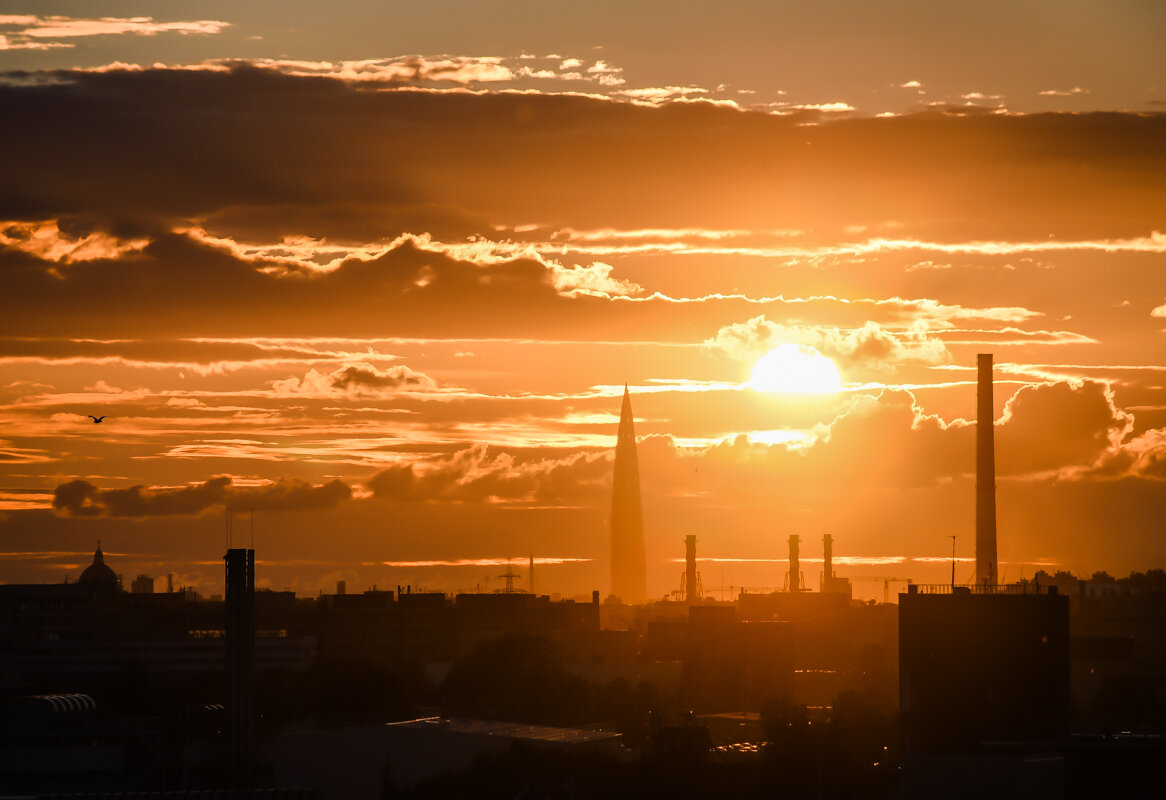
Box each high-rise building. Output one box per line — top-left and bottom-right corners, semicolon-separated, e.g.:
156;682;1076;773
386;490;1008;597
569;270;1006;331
225;548;255;788
610;385;647;603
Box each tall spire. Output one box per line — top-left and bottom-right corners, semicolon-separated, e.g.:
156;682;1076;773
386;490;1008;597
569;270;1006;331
611;385;647;602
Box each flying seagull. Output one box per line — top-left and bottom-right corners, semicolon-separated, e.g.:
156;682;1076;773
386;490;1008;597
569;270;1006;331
88;415;106;424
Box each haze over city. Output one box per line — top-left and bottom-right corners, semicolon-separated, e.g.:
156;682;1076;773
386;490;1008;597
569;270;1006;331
2;1;1165;601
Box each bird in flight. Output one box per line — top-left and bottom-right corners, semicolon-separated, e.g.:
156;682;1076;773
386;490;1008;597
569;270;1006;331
88;415;106;424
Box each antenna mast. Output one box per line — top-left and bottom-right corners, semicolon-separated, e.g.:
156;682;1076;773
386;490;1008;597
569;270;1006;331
950;535;957;590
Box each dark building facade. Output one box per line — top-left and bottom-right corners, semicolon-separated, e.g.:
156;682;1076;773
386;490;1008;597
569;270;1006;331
899;586;1070;754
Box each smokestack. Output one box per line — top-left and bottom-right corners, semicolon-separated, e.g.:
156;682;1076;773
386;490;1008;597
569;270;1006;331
823;534;834;580
976;354;998;587
224;548;255;788
685;535;698;605
788;534;801;592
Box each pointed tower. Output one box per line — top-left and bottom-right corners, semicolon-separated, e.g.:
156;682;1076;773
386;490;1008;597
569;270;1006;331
611;385;647;603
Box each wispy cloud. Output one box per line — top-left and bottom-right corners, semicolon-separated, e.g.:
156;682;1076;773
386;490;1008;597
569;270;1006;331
0;14;229;49
380;557;591;567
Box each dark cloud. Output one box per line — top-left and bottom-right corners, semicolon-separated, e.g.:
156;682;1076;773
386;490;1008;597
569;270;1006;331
52;475;352;518
329;364;436;392
1;66;1163;241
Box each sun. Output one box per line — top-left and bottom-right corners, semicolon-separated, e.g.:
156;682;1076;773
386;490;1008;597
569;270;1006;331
748;343;842;394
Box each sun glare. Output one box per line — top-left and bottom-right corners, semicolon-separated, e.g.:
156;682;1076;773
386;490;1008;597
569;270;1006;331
748;343;842;394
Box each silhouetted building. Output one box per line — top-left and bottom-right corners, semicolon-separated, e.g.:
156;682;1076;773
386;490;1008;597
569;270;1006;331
224;548;255;788
269;717;621;796
976;354;998;587
610;385;647;603
899;586;1069;754
78;543;121;596
131;574;154;594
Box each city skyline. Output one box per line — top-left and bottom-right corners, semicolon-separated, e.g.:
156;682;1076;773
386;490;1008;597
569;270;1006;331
2;3;1166;599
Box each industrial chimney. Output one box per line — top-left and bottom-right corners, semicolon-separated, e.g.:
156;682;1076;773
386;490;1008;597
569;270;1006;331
976;354;998;587
823;534;834;582
685;535;698;605
788;534;801;592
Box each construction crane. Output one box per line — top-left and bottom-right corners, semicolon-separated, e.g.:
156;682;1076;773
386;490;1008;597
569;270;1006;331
853;576;915;604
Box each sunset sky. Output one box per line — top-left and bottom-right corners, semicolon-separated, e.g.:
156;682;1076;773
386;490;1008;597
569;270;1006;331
2;2;1164;599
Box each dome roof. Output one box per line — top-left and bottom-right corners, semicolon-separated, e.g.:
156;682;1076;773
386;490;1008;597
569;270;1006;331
79;544;118;586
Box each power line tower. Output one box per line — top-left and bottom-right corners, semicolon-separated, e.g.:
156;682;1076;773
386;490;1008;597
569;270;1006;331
498;556;521;594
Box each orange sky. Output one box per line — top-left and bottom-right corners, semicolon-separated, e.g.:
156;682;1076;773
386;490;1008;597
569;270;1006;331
1;6;1165;599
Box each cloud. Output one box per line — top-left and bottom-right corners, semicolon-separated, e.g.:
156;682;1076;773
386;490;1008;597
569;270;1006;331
616;86;712;105
995;380;1133;477
107;54;629;91
246;56;517;85
4;218;1053;342
0;15;229;50
1151;301;1166;318
53;475;352;518
706;317;949;373
1;220;149;262
548;262;643;298
2;66;1164;251
368;445;611;505
0;33;71;51
1099;428;1166;480
1039;87;1090;97
271;362;437;397
770;102;856;114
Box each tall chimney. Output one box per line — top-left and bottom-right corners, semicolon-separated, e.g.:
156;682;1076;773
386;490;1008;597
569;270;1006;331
976;354;998;587
685;535;698;605
224;548;255;788
788;534;801;592
823;534;834;580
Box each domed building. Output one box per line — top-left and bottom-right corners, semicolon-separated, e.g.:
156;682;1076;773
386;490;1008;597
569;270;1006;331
78;543;121;594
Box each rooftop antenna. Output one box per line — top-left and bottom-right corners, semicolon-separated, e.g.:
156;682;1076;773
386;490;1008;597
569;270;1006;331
950;535;957;590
